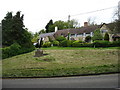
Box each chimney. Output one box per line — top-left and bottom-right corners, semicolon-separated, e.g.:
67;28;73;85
84;22;88;27
55;26;58;32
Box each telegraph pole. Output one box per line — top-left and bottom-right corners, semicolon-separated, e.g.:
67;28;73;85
68;15;70;22
118;1;120;20
68;15;70;40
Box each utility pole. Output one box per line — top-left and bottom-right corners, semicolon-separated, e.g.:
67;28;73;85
118;1;120;20
68;15;70;22
68;15;70;40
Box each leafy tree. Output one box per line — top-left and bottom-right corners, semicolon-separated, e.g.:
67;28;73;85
104;32;109;41
2;12;13;46
115;20;120;33
2;11;33;48
45;19;54;33
38;29;46;34
92;29;103;41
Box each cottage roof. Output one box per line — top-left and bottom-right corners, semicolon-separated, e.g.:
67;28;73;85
54;25;99;37
39;25;100;38
39;32;55;38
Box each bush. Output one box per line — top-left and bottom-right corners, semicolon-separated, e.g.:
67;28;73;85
60;40;72;47
42;42;51;48
56;36;66;42
71;40;85;47
93;40;111;47
104;32;109;41
111;41;120;47
52;41;59;46
2;43;35;59
72;41;81;47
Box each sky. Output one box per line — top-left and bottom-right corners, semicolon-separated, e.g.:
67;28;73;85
0;0;120;33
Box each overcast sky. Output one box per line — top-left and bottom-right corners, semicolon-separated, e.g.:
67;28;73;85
0;0;120;33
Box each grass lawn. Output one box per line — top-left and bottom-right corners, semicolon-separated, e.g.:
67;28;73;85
2;47;120;77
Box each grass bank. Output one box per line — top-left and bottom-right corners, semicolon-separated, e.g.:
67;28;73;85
2;47;120;77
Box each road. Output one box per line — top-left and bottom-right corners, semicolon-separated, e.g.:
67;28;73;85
2;74;119;88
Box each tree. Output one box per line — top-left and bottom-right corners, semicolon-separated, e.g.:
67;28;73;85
104;32;109;41
45;19;54;33
2;11;33;48
2;12;13;46
38;29;46;34
92;29;103;41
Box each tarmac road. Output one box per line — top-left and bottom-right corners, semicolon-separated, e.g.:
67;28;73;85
2;74;119;88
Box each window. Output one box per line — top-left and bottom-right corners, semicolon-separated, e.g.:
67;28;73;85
77;33;83;37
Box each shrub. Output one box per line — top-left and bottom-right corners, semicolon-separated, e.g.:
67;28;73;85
111;41;120;47
93;40;111;47
104;32;109;41
42;42;51;48
72;41;81;47
9;43;21;56
52;41;59;46
92;29;103;41
60;40;72;47
56;36;66;42
2;43;35;59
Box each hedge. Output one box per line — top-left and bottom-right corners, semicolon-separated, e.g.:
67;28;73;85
42;42;51;48
2;43;35;59
60;40;72;47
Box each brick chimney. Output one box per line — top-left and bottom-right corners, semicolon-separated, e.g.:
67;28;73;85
84;22;88;27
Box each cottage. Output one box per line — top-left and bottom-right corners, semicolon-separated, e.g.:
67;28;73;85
39;22;116;43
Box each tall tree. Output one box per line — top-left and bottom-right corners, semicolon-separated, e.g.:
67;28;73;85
92;29;103;41
2;12;13;46
45;19;54;33
2;11;33;48
104;32;109;41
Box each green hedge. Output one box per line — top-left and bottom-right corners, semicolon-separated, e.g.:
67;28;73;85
93;40;111;47
2;43;35;59
52;41;59;46
59;40;72;47
42;42;51;48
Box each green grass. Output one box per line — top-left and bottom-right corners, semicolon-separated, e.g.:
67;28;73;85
2;47;120;77
41;46;120;50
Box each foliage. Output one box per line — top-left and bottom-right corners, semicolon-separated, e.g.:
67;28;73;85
42;42;51;48
72;41;81;47
45;19;54;33
60;40;72;47
56;36;66;42
52;40;59;46
2;43;35;59
93;40;111;47
115;20;120;33
92;29;103;41
38;29;46;34
2;11;33;48
45;19;79;32
104;32;109;41
111;41;120;47
85;36;91;42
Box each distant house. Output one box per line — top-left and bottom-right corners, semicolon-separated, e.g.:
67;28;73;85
39;22;118;43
